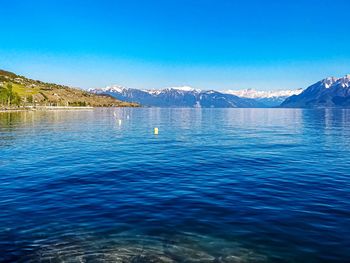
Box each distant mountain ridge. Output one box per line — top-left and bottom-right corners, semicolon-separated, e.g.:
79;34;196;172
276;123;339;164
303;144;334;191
223;88;302;99
223;88;303;107
90;86;265;108
90;86;300;108
281;75;350;108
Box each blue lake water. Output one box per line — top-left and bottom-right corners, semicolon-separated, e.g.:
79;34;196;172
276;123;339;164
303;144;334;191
0;108;350;262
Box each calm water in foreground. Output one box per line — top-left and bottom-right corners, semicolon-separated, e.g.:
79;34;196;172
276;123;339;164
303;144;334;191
0;108;350;263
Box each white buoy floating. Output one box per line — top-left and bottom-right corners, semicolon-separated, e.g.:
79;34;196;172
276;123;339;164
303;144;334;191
118;119;122;126
154;127;159;135
127;115;130;119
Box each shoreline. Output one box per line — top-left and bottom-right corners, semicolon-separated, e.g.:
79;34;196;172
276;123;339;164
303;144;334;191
0;106;94;112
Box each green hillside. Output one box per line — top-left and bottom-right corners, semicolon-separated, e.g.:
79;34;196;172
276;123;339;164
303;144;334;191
0;70;139;108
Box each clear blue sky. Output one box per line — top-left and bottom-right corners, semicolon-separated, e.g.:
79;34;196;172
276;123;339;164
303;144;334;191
1;0;349;90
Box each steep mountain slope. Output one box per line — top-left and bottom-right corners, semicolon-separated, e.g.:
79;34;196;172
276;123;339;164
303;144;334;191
281;75;350;108
90;86;264;108
0;70;138;108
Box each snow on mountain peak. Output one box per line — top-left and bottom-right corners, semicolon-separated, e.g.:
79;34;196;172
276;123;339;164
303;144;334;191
88;85;127;93
322;77;338;88
143;89;162;95
104;85;128;93
337;75;350;88
166;86;201;92
320;75;350;88
141;86;201;95
222;89;302;99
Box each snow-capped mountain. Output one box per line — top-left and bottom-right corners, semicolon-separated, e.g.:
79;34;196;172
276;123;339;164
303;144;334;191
281;75;350;108
90;85;263;108
164;86;201;92
223;89;302;99
223;89;303;107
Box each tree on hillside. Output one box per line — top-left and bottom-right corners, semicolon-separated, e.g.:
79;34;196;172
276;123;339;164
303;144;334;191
0;83;22;106
0;84;8;105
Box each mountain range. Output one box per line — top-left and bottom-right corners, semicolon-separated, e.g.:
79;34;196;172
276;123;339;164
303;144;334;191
91;75;350;108
89;86;266;108
90;86;301;108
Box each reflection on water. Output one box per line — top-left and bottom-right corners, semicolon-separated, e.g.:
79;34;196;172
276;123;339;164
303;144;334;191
1;108;350;262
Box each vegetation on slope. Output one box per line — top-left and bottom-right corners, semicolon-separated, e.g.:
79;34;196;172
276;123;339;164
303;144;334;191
0;69;139;108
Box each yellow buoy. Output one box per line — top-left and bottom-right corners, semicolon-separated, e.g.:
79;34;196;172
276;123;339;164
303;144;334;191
154;127;159;135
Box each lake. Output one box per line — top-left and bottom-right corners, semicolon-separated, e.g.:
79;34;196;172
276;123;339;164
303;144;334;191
1;108;349;262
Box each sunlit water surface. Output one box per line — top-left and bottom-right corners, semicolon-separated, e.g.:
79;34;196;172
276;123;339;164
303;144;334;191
1;108;350;262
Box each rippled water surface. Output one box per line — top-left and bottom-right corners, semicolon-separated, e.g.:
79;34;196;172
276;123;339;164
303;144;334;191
1;108;350;262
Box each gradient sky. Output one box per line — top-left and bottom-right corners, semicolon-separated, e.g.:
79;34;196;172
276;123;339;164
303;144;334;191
1;0;350;90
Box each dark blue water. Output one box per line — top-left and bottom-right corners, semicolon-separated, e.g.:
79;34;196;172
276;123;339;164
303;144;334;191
1;108;350;262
